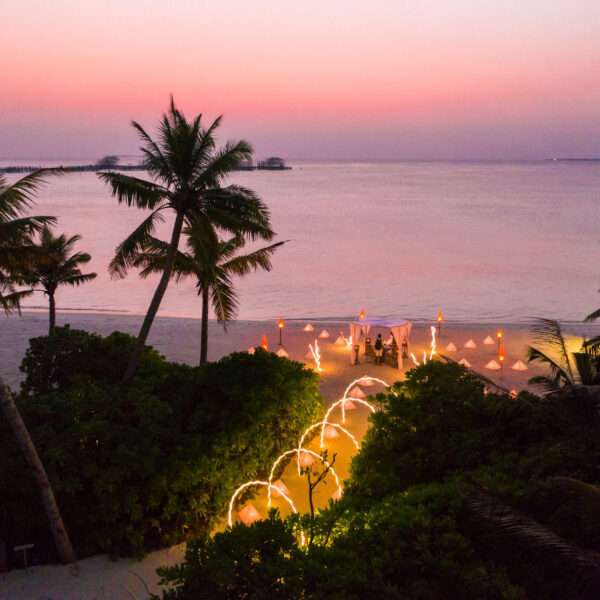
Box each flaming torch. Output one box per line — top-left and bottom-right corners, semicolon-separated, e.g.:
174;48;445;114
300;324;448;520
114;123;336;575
497;329;503;353
437;312;443;335
278;317;284;346
499;342;505;379
262;334;268;351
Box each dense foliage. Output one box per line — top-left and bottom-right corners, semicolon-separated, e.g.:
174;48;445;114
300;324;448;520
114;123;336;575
156;361;600;599
0;327;322;561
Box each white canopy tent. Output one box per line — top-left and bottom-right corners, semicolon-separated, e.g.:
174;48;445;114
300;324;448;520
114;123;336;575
349;317;412;368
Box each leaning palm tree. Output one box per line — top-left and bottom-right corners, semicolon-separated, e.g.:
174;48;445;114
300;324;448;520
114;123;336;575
526;318;600;402
0;376;76;563
20;226;96;335
99;97;273;382
0;171;58;313
132;218;284;364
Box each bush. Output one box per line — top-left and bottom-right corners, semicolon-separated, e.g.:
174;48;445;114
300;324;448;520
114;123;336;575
0;328;322;560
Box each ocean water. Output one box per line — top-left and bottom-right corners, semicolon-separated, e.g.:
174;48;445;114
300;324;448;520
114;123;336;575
2;161;599;322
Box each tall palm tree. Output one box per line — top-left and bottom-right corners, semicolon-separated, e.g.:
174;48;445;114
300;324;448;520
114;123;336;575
132;218;285;364
20;226;97;335
99;98;273;382
526;318;600;402
0;171;58;313
0;376;76;564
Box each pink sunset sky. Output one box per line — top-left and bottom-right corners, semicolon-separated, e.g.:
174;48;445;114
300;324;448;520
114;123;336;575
1;0;599;160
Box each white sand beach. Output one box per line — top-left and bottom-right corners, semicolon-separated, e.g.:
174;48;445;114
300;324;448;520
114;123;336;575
0;311;597;599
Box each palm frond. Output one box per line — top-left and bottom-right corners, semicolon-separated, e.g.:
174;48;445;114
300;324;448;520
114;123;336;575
527;346;572;387
531;318;574;382
97;172;167;209
109;209;164;279
60;273;97;287
0;287;33;315
223;240;286;277
584;307;600;323
0;169;63;219
193;139;252;189
209;271;239;327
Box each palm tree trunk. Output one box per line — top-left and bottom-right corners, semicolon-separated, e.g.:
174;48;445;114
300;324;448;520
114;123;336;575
200;285;209;365
48;292;55;336
123;211;185;383
0;377;77;564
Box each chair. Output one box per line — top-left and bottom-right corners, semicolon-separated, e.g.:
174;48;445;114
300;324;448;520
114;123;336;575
386;343;399;366
365;337;375;363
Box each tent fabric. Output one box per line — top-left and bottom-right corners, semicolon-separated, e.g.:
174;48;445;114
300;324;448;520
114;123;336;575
349;316;412;368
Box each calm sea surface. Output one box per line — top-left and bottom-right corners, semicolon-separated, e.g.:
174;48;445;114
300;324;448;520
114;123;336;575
2;161;599;322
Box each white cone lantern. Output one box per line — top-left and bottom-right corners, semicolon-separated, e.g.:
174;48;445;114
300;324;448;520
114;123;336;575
239;504;261;525
485;359;501;370
324;424;340;439
276;348;289;357
445;342;457;352
304;323;314;332
464;339;477;349
248;347;256;354
271;479;291;498
511;360;528;371
334;335;346;345
295;450;315;467
342;398;357;410
458;358;472;367
359;375;374;386
483;336;495;345
318;329;330;339
348;385;365;398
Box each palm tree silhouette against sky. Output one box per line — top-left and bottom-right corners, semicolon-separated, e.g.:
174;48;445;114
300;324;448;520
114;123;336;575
99;97;274;382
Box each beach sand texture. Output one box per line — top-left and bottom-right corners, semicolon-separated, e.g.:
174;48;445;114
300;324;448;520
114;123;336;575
0;312;596;599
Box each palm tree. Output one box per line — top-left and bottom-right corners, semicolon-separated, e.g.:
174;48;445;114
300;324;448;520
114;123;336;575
99;98;274;382
0;171;58;313
20;226;97;335
526;318;600;403
0;376;76;563
132;218;285;364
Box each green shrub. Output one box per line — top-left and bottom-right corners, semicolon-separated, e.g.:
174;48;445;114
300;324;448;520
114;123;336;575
0;328;322;558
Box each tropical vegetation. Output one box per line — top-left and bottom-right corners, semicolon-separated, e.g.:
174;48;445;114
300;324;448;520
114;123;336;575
0;170;57;313
0;328;322;562
16;226;96;335
131;217;284;363
99;97;274;382
155;361;600;599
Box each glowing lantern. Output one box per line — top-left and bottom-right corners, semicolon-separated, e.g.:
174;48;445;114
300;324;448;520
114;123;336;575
295;450;315;467
262;334;268;351
359;309;365;320
464;339;477;349
318;329;330;339
437;312;443;334
348;385;365;399
276;348;289;358
304;323;314;332
342;398;356;410
485;359;501;370
359;375;374;386
445;342;457;352
334;335;346;346
483;335;495;345
497;329;503;353
511;360;528;371
238;504;261;525
323;424;340;439
510;390;518;398
271;479;291;498
458;358;472;367
278;317;284;345
248;347;256;354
